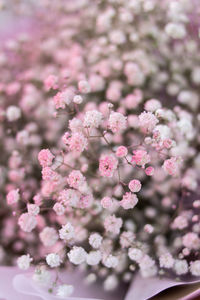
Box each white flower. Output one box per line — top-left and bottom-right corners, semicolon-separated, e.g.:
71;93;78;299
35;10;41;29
89;233;102;249
73;95;83;104
39;227;58;247
83;110;103;128
17;254;32;270
56;284;74;298
139;255;157;278
103;255;119;268
27;204;40;216
159;253;174;269
68;246;87;265
46;253;62;268
165;23;186;39
190;260;200;276
128;248;143;263
108;112;127;133
6;105;21;121
59;223;74;241
174;259;188;275
86;251;102;266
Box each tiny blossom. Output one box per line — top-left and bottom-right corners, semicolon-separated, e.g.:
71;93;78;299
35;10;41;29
53;92;66;109
144;224;154;234
120;231;135;248
139;111;158;133
128;180;141;193
59;223;74;241
27;204;40;216
182;232;200;250
78;80;91;93
99;154;118;177
144;99;161;112
165;22;186;39
89;233;102;249
139;255;157;278
115;146;128;157
56;284;74;298
128;248;143;263
59;189;80;207
46;253;62;268
53;202;65;216
17;254;33;270
120;192;138;210
103;255;119;268
108;112;127;133
44;74;57;90
69;132;88;153
132;150;150;168
18;213;37;233
73;94;83;104
101;197;113;209
104;215;122;235
39;227;58;247
6;189;20;205
42;167;58;181
83;110;103;128
145;166;154;176
67;170;85;189
68;246;87;265
38;149;55;168
6;105;21;122
172;216;188;230
190;261;200;276
86;250;102;265
174;259;188;275
163;157;180;176
159;253;174;269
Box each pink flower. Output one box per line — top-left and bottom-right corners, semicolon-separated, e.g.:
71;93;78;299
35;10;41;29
182;233;200;250
27;204;40;216
108;112;127;133
53;202;65;216
44;75;58;90
101;197;113;209
53;89;74;109
128;180;141;193
120;192;138;209
78;80;91;93
67;170;85;189
42;167;58;181
139;111;158;133
131;150;150;168
104;215;122;235
163;157;180;176
79;194;93;209
99;154;118;177
38;149;55;168
115;146;128;157
6;189;20;205
53;92;66;109
69;132;88;153
18;213;37;232
145;166;154;176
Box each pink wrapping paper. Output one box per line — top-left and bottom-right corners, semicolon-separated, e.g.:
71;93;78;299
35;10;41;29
1;267;200;300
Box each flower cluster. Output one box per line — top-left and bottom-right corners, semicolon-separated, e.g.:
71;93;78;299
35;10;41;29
1;0;200;297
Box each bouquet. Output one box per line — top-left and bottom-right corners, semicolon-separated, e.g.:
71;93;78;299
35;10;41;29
1;0;200;298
